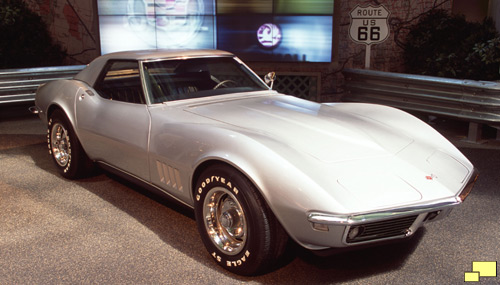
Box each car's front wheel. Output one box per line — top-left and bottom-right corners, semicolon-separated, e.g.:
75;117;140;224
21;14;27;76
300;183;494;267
194;164;288;276
48;110;92;179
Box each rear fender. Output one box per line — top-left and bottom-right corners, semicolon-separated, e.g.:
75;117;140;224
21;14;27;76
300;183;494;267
37;80;90;138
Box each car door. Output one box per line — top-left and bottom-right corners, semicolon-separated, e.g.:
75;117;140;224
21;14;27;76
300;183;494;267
75;60;151;181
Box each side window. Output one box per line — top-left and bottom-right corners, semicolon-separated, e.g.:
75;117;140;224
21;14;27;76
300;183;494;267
94;61;145;104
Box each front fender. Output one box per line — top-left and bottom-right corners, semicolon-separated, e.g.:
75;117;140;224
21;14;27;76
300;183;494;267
185;126;347;249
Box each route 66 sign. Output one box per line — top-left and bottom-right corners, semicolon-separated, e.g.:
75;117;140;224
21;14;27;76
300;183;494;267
349;4;390;45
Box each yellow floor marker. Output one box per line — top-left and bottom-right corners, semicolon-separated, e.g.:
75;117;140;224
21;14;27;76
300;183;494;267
464;272;479;282
473;261;497;277
465;261;497;282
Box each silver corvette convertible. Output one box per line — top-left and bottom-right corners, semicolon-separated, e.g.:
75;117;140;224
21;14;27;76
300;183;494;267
33;49;478;275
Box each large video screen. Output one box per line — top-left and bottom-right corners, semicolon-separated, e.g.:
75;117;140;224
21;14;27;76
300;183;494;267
97;0;334;62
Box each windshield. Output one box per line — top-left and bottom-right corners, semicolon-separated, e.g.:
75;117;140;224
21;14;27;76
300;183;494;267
143;57;269;103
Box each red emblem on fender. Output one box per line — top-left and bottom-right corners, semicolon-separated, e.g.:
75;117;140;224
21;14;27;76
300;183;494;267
426;174;437;180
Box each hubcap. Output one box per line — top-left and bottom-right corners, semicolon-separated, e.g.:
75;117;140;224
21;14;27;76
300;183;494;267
203;187;246;255
50;123;70;167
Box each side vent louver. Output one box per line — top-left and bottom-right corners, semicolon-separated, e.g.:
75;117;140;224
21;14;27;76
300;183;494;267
156;161;183;192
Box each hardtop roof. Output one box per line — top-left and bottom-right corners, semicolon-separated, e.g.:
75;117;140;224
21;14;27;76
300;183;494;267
74;49;235;85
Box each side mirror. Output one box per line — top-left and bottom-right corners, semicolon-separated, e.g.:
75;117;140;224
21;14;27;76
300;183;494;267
264;72;276;89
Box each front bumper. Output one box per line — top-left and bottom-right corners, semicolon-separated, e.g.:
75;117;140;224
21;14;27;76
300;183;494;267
305;169;479;248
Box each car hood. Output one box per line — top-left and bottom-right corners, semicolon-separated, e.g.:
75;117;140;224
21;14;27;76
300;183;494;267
185;94;413;163
182;93;473;212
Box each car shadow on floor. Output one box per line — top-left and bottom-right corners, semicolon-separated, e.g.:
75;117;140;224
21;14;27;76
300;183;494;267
81;167;426;282
273;231;424;282
5;132;425;282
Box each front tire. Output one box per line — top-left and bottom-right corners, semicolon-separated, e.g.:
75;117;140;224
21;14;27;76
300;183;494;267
48;110;92;179
194;164;288;276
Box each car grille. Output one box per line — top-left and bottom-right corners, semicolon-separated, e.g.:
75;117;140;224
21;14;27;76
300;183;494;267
346;215;418;244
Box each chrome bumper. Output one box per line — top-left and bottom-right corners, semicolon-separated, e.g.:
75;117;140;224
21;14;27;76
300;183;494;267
307;168;479;226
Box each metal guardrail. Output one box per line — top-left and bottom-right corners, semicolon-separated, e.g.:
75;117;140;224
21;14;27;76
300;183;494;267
0;65;85;104
342;68;500;142
0;65;321;104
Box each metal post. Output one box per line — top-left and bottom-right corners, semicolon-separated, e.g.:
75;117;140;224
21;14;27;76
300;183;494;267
467;122;483;143
365;45;371;69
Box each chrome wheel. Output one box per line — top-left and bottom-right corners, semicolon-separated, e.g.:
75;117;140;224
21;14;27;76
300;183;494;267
195;164;289;275
203;187;247;255
50;122;70;167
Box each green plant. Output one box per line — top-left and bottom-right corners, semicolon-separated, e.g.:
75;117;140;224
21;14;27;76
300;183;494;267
0;0;66;69
404;9;500;81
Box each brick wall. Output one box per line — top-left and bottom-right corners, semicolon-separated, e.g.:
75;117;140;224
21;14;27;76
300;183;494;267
338;0;452;72
23;0;100;65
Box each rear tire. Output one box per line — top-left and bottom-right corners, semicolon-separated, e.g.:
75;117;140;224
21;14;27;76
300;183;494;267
194;164;288;276
47;110;93;179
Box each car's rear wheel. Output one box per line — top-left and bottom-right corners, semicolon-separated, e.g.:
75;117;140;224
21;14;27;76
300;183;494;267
48;110;92;179
194;164;288;276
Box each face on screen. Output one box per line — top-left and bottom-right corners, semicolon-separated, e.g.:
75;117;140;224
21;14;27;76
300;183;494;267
98;0;334;62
